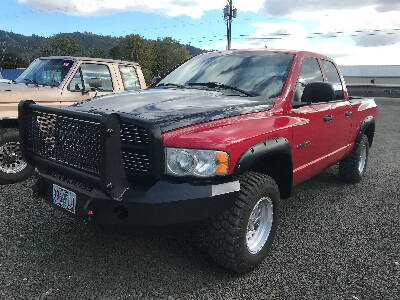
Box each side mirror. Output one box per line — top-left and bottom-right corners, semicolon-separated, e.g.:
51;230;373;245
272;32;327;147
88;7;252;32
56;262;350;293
151;76;161;86
88;78;102;90
302;82;334;103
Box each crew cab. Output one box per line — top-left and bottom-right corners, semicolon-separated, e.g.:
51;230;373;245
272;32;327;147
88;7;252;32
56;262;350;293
19;50;377;273
0;56;146;184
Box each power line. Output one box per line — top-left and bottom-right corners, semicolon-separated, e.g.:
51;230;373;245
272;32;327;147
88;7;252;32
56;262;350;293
229;28;400;42
171;29;400;46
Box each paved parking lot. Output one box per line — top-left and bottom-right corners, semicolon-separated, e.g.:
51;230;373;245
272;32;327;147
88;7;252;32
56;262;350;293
0;98;399;299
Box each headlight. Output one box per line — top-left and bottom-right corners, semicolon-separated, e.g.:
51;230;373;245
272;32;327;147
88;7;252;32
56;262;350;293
165;148;229;177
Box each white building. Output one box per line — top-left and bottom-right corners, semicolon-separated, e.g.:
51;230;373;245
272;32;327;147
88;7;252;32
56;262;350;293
340;65;400;86
340;65;400;98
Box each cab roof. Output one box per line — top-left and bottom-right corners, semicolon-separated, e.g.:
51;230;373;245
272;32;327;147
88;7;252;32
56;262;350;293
208;49;333;61
38;56;140;66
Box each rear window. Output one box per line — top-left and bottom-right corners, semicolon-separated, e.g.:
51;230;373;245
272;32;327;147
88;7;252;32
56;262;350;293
119;66;140;91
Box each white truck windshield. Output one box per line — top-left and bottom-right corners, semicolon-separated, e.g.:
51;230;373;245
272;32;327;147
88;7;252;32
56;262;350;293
15;59;74;87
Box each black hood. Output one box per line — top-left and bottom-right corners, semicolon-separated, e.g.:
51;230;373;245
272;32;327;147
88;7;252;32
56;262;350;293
69;88;273;132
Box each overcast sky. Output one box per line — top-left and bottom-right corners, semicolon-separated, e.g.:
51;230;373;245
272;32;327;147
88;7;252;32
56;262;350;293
2;0;400;64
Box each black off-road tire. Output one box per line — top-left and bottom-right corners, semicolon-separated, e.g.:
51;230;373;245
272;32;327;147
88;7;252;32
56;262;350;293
206;171;280;273
339;134;369;183
0;129;34;184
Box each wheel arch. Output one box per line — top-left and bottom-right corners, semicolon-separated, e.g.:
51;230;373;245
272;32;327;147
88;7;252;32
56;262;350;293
357;116;375;147
234;137;293;199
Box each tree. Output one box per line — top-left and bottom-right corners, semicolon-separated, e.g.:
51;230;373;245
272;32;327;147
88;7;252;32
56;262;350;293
151;37;191;77
0;30;202;75
110;35;192;85
111;34;156;84
0;53;28;69
40;34;81;57
109;45;122;60
88;48;109;59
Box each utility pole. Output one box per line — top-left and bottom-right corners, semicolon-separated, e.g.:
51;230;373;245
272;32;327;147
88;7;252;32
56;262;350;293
223;0;237;50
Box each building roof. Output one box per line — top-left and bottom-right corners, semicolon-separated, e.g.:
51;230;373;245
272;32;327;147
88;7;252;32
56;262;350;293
347;83;400;88
340;65;400;78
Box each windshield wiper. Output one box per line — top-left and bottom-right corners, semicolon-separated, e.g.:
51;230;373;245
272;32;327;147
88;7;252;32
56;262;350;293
188;82;255;97
157;83;186;88
24;78;39;87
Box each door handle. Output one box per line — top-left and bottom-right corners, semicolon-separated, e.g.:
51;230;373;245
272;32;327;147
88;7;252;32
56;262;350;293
323;115;333;122
345;111;353;116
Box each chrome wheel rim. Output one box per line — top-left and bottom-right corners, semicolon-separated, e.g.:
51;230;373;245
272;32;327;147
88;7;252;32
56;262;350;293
0;141;27;174
358;144;367;174
246;197;274;255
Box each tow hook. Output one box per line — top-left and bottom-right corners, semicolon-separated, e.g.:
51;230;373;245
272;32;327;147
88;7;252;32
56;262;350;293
32;178;45;198
84;209;95;224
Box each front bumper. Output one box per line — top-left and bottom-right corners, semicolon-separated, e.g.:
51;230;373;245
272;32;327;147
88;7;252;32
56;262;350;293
20;100;240;226
34;173;240;226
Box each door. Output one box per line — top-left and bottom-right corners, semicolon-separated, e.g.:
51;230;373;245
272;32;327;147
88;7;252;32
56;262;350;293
290;57;335;184
321;59;353;152
60;63;115;107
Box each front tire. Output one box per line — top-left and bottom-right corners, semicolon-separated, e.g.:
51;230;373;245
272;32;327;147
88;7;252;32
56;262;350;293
339;134;369;183
206;172;280;273
0;129;34;184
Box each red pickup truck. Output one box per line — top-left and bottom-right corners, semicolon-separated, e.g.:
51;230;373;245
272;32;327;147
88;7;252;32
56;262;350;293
19;50;377;273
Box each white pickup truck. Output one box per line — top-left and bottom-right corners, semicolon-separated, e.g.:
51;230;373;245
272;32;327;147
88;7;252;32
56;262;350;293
0;56;146;184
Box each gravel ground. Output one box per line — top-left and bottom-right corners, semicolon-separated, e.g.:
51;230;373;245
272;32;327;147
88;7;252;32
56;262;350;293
1;98;399;300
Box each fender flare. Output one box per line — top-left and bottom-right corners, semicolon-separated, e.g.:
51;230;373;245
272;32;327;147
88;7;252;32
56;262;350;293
356;116;375;145
234;137;293;198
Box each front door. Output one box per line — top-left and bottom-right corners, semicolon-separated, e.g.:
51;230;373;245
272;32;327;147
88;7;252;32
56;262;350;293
290;57;335;184
60;63;115;107
320;59;353;152
290;103;333;184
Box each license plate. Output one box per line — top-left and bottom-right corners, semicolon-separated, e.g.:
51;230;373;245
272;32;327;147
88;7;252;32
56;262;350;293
52;184;76;214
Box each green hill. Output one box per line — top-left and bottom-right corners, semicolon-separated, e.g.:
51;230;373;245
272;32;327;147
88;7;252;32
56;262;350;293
0;30;202;62
0;30;204;83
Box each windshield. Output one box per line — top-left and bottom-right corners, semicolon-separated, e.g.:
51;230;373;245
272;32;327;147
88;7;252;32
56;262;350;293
158;52;294;98
15;58;74;87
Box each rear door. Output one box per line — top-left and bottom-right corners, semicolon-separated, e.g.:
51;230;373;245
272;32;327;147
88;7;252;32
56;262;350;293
290;57;335;183
321;60;353;152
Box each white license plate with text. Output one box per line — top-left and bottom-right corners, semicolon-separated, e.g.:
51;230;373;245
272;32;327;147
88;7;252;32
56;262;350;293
52;184;76;214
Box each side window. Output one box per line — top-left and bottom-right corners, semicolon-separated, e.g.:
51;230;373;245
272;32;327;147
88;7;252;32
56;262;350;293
69;63;114;92
321;60;344;100
119;66;140;91
293;58;324;103
69;69;84;91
